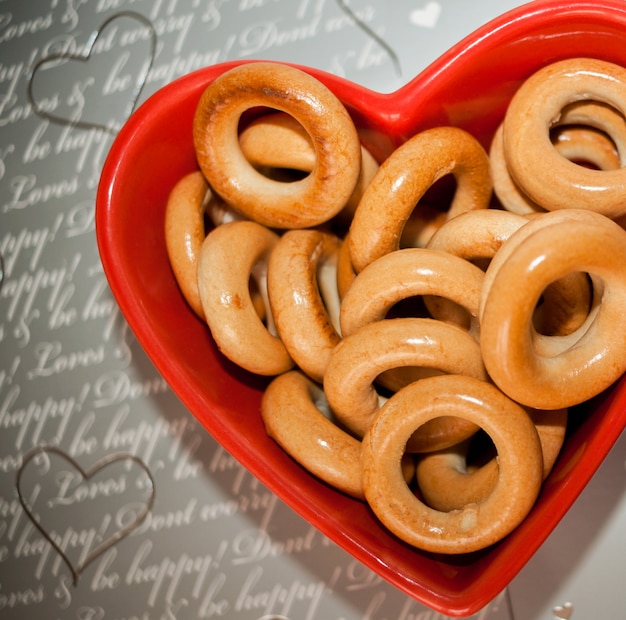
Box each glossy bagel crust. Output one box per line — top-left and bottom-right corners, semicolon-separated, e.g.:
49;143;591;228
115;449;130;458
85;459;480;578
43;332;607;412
197;220;293;376
324;317;487;449
348;126;492;273
261;370;415;500
502;57;626;217
164;171;211;319
491;100;625;214
480;209;626;409
416;407;568;512
361;375;543;554
339;247;484;340
428;209;592;337
261;370;367;499
239;111;380;222
268;229;342;383
193;62;362;229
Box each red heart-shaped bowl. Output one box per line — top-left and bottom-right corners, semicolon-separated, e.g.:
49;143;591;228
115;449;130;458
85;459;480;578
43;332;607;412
96;0;626;615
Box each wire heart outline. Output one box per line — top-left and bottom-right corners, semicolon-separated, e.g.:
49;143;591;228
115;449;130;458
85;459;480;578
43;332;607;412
335;0;401;77
0;252;5;296
27;11;157;135
16;444;156;585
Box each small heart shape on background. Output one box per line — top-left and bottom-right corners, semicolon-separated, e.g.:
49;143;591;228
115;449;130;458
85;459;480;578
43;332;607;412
410;1;442;29
28;11;156;134
553;601;574;619
16;445;155;584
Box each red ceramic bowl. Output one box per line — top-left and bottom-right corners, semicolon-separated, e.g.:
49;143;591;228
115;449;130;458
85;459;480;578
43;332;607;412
96;0;626;615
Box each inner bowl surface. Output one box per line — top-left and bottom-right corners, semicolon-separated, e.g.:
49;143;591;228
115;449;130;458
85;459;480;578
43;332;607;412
96;1;626;615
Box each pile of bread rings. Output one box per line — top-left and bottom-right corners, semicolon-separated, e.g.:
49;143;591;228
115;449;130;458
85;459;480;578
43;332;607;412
164;58;626;555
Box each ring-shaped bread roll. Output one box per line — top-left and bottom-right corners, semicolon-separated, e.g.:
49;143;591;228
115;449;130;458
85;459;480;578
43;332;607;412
164;173;269;321
197;220;293;376
492;100;625;214
324;317;487;449
502;58;626;217
423;209;526;328
480;209;594;348
531;268;592;338
165;171;211;319
480;209;626;409
193;62;362;229
415;407;567;512
239;111;380;223
361;374;543;554
426;208;528;266
261;370;366;499
479;209;597;347
268;229;342;383
426;209;592;336
261;370;415;500
348;126;492;273
339;247;484;340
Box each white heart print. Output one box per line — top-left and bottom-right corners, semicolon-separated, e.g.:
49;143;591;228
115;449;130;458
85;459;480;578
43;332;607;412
410;1;442;29
553;601;574;620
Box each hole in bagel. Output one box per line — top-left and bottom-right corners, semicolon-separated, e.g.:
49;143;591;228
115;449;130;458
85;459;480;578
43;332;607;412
411;428;499;512
550;123;621;171
375;366;445;396
315;251;342;335
248;275;267;324
532;271;593;338
248;265;279;337
308;381;363;439
421;295;473;332
238;109;314;183
385;295;431;320
400;176;458;249
255;166;309;183
382;295;474;337
464;429;496;473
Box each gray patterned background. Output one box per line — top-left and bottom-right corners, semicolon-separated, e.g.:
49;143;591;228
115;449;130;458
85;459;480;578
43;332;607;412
1;1;626;619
